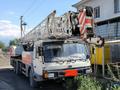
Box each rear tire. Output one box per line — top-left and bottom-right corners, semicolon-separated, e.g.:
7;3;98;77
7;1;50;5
29;69;38;88
14;61;21;75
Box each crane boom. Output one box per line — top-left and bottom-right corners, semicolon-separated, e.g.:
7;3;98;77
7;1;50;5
22;10;73;42
22;7;104;47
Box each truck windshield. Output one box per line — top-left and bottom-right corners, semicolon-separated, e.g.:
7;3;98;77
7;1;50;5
43;43;88;62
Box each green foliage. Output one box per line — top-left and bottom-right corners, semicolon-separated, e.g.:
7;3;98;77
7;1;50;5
111;83;120;90
65;75;102;90
0;41;8;53
2;46;9;53
65;78;78;90
0;41;5;49
9;38;19;46
76;76;102;90
111;86;120;90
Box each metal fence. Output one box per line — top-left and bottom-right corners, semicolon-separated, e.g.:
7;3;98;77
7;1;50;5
95;22;120;40
110;44;120;63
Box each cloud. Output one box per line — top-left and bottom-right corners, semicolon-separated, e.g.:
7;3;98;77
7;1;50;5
8;11;15;15
0;20;20;38
9;11;15;15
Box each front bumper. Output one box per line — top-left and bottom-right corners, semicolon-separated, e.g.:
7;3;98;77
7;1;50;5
43;67;92;79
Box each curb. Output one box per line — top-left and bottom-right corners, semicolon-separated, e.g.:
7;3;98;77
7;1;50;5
0;66;13;69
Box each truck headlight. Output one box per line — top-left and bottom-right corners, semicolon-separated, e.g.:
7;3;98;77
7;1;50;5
43;71;48;79
43;71;55;78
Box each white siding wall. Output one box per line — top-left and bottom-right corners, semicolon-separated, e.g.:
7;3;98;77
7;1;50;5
77;0;120;23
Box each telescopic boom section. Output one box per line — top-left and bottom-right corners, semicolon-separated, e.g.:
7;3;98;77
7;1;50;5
22;7;104;47
22;10;73;42
78;6;104;47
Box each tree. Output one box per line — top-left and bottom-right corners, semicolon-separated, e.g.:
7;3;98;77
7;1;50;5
9;38;19;46
0;41;5;49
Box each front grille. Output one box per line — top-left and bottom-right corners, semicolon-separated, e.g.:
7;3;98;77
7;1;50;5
47;67;91;78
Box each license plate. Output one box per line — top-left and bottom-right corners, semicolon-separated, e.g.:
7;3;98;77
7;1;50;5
64;70;78;77
48;73;54;78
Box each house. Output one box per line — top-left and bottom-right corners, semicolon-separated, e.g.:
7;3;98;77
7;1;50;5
73;0;120;40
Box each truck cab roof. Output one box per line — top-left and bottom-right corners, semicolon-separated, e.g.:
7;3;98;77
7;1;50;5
34;37;86;46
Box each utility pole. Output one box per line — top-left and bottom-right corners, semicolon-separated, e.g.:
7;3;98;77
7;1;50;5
20;16;23;39
20;16;27;42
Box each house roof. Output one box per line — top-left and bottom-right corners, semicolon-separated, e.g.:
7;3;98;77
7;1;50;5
72;0;91;8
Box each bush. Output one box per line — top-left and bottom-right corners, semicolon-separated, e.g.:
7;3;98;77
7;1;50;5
111;86;120;90
65;75;102;90
0;41;5;49
110;82;120;90
76;76;102;90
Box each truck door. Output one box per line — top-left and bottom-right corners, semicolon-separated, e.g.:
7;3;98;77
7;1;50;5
33;46;43;76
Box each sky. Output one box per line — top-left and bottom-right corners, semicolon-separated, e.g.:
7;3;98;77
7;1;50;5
0;0;79;46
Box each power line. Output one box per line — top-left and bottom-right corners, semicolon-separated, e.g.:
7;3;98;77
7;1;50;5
21;0;46;23
26;0;45;18
20;0;47;35
22;0;46;26
22;0;39;16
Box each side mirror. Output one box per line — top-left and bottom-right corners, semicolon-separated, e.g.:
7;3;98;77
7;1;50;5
38;47;43;56
86;55;90;59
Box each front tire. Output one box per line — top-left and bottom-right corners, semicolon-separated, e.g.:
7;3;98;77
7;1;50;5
14;61;21;75
29;69;38;88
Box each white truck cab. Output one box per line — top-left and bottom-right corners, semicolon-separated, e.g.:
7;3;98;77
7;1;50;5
32;38;91;81
10;38;91;87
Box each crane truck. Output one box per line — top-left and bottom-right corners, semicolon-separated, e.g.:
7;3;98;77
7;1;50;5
10;6;104;87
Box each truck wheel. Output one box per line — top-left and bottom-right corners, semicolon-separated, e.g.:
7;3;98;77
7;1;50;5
13;62;18;73
14;62;21;75
13;62;16;72
29;69;38;88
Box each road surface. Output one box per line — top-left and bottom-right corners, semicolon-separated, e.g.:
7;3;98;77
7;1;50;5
0;54;66;90
0;68;66;90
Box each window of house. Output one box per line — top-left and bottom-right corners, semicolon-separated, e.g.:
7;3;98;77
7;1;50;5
114;0;120;13
94;6;100;18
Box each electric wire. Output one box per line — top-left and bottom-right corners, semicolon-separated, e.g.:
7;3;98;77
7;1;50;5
22;0;39;17
23;0;46;32
24;0;45;20
20;0;46;36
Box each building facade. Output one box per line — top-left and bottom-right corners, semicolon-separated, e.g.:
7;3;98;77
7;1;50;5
73;0;120;40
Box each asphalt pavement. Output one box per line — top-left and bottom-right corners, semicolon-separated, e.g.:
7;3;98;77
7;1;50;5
0;68;66;90
0;54;65;90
